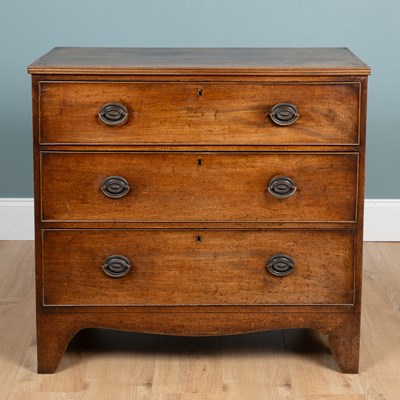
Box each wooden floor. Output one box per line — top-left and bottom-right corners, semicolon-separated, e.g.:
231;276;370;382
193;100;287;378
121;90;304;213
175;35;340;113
1;241;400;399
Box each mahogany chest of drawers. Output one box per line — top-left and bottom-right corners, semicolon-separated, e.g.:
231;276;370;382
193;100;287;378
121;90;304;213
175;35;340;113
28;47;370;373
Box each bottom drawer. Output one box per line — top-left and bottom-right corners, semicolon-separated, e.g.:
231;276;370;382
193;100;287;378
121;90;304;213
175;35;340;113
42;229;355;306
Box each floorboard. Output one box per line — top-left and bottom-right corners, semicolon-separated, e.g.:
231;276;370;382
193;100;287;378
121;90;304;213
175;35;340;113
1;241;399;399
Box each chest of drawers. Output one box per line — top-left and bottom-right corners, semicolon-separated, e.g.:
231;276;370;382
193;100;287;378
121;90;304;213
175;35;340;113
28;47;370;373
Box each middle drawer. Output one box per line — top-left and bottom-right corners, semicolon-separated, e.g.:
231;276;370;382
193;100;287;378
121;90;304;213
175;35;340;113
41;152;358;223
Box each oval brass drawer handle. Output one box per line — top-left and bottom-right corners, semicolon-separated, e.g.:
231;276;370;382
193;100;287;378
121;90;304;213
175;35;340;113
268;176;297;199
267;254;295;277
102;255;131;278
99;103;128;126
270;103;299;126
101;176;130;199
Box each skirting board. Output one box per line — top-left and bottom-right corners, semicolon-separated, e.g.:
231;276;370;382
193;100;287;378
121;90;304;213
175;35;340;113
0;199;35;241
0;198;399;241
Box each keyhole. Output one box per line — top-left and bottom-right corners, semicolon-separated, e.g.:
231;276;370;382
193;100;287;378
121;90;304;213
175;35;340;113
196;234;201;243
198;88;203;97
198;158;202;167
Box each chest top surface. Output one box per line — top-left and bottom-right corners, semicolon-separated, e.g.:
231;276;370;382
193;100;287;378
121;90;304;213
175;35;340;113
28;47;370;76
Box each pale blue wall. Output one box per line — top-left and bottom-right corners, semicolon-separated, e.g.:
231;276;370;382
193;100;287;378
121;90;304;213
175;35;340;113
0;0;397;197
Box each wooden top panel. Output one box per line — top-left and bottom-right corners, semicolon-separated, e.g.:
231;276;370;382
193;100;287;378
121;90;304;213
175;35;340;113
28;47;370;76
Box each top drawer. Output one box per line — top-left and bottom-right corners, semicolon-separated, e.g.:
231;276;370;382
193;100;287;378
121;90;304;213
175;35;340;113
39;81;360;145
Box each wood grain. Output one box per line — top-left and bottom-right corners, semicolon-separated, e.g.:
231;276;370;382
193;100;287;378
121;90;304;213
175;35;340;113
0;241;34;304
41;152;358;223
39;81;360;145
27;47;371;76
41;229;355;306
0;242;35;399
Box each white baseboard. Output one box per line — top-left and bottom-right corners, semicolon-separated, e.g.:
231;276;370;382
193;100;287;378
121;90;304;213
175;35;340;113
0;199;35;240
0;198;399;241
363;199;400;241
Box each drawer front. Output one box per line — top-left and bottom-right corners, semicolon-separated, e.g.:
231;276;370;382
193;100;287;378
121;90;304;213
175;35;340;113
39;82;360;145
41;152;358;223
42;229;355;306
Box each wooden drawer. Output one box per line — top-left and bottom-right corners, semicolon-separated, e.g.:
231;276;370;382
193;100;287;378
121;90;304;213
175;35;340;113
39;82;360;145
42;229;355;306
41;152;358;223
